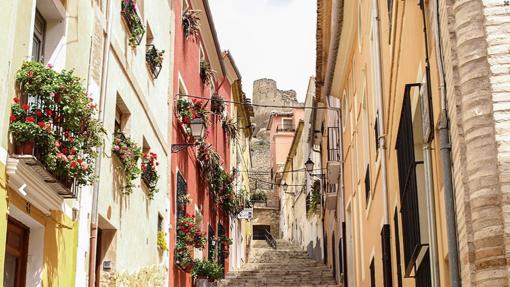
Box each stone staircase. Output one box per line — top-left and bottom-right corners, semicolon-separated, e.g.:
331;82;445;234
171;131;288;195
218;240;339;287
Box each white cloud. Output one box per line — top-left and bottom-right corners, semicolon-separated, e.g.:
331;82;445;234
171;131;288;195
209;0;316;102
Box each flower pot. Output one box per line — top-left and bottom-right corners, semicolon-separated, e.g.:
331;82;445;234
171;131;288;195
194;278;209;287
15;141;34;155
208;278;216;283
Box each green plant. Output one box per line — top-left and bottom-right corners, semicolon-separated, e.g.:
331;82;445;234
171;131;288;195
200;60;215;85
121;0;145;47
141;152;159;199
112;131;142;193
222;117;238;141
307;180;321;217
210;94;225;115
251;192;267;202
176;97;209;141
11;61;105;186
157;231;168;251
192;259;224;280
175;240;193;271
182;9;200;40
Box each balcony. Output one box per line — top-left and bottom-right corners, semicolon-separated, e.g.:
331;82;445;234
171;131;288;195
121;0;145;47
327;127;341;184
276;125;295;133
145;45;163;79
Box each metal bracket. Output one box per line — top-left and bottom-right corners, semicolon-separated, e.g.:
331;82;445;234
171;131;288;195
171;144;195;153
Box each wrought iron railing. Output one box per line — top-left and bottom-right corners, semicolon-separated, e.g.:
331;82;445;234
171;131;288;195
328;126;341;161
145;44;163;79
264;229;277;249
276;125;295;133
121;1;145;46
16;99;78;198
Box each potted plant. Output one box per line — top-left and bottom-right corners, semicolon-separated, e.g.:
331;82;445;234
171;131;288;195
200;60;215;85
112;131;142;193
194;230;206;249
145;45;164;78
9;99;47;154
157;230;168;252
141;152;160;199
121;0;145;47
192;259;224;283
175;242;194;272
222;117;238;141
182;9;200;40
210;94;225;115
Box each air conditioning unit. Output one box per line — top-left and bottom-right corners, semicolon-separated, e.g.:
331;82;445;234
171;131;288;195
325;192;337;210
327;160;341;184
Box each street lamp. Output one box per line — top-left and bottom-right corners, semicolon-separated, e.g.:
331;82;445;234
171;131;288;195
171;117;206;153
281;181;288;192
305;158;314;174
190;117;206;141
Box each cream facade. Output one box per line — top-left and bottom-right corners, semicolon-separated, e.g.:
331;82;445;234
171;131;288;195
224;52;253;272
0;0;175;286
315;0;462;286
280;78;324;261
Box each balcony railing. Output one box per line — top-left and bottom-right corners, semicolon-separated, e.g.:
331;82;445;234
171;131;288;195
12;101;78;198
328;126;341;161
276;125;295;133
121;1;145;46
146;44;163;79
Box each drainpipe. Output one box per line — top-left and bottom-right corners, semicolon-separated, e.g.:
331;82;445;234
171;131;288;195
322;0;342;269
431;0;461;285
89;0;113;286
419;2;441;286
370;0;389;226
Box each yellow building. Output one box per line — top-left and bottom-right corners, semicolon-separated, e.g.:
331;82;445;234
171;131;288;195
0;1;98;286
223;51;254;271
314;0;465;286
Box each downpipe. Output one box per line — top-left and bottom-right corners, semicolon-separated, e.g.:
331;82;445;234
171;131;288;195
88;0;113;286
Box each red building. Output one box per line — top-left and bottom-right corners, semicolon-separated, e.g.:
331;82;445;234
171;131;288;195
170;0;235;286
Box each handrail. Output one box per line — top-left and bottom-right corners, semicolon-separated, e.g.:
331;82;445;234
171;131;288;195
264;229;277;249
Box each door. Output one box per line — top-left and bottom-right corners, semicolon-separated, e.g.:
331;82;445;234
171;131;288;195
4;217;29;287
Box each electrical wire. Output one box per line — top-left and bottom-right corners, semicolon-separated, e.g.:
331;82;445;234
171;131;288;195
176;93;340;111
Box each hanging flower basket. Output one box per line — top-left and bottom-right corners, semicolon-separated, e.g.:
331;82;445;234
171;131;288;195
121;0;145;47
176;97;209;141
182;9;201;40
112;131;142;193
141;152;160;199
200;60;215;85
210;94;225;115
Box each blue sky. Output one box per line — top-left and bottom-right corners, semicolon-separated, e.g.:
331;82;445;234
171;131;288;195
209;0;316;102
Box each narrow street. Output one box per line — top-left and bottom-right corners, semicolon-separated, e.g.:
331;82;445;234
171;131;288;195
219;240;337;287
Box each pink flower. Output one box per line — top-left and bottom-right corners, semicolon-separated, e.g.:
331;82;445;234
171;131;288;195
81;162;88;171
47;63;53;69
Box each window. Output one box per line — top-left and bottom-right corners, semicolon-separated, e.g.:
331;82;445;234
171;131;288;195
370;258;376;287
387;0;394;40
394;208;403;287
32;9;46;62
381;224;393;287
115;96;130;132
365;165;370;207
176;172;187;220
374;112;380;158
207;225;215;260
157;214;163;232
396;85;430;279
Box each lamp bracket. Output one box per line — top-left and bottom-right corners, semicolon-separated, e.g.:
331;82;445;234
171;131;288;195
171;143;196;153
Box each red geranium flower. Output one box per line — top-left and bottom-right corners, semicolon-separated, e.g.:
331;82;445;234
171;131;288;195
25;116;35;122
13;97;19;103
70;161;77;168
38;122;46;128
9;115;16;122
21;104;29;111
35;110;43;117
